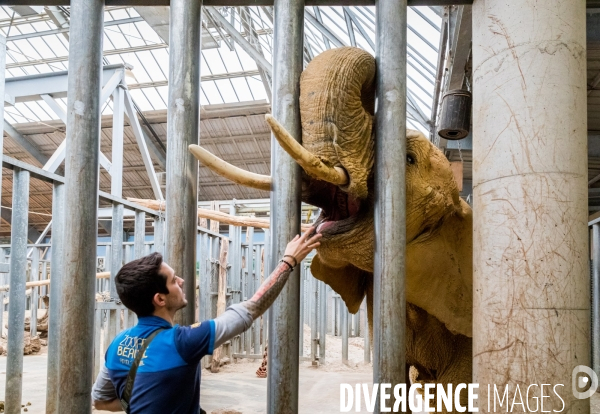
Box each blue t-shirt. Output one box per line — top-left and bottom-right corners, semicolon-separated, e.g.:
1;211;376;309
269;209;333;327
105;316;215;414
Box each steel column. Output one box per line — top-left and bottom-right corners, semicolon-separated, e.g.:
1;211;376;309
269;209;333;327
267;0;304;410
319;281;326;363
373;0;407;408
594;224;600;377
30;247;39;337
134;210;146;259
5;168;30;414
166;0;202;326
57;1;104;411
46;182;65;414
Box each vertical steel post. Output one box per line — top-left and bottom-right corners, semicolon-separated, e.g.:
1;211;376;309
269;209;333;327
341;303;348;363
5;168;30;414
268;0;303;410
299;265;305;356
166;0;202;326
30;247;39;337
134;210;146;259
594;224;600;377
57;1;104;411
253;243;261;354
319;281;326;363
373;0;407;408
154;216;164;254
110;82;125;297
46;182;65;414
311;270;318;361
0;35;6;211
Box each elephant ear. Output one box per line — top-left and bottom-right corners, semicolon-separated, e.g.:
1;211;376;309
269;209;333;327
406;199;473;337
310;255;368;314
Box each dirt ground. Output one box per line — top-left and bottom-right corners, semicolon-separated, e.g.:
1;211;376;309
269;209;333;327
3;323;600;413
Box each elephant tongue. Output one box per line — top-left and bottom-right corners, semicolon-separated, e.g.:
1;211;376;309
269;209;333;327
317;221;336;233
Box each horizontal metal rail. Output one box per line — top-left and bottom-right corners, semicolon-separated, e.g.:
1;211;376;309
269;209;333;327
8;1;474;6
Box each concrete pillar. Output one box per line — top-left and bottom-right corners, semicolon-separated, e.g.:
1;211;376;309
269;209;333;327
472;2;588;412
166;0;202;326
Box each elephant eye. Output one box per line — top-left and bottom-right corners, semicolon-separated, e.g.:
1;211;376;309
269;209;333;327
407;154;415;165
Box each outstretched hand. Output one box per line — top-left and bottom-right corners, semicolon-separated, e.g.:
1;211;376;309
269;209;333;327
283;227;322;265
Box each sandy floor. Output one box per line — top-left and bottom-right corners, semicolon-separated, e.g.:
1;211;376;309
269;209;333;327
2;323;600;413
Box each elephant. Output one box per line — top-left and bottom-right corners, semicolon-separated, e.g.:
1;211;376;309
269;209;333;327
189;47;473;411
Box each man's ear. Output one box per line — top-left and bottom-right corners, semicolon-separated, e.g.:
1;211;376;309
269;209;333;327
152;292;167;308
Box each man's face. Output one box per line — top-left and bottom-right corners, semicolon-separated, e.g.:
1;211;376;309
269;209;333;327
159;262;188;311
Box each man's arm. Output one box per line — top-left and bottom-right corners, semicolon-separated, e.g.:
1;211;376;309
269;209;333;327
212;228;321;348
93;398;123;412
91;365;123;412
213;261;292;348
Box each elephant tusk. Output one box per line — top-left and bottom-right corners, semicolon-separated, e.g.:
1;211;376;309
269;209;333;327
265;114;349;186
189;145;272;191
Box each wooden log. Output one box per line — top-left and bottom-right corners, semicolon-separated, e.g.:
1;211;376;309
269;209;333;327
0;271;111;293
211;237;229;373
210;201;220;233
128;198;312;231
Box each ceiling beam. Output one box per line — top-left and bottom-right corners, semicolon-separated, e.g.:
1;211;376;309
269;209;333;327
3;120;49;166
10;1;474;6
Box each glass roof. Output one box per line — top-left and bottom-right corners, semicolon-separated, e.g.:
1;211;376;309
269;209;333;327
0;5;441;134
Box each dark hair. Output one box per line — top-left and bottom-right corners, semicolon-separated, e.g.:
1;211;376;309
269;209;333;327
115;252;169;317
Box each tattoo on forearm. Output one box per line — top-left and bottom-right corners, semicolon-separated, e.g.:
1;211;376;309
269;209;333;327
242;261;292;319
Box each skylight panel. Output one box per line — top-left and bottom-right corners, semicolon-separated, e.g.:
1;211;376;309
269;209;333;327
151;48;169;79
214;79;239;103
35;99;61;121
39;35;69;57
120;54;152;83
156;85;169;107
135;50;165;82
229;77;254;102
140;87;166;110
235;46;261;72
107;8;129;21
27;101;54;121
116;23;146;48
134;21;163;45
202;81;224;105
200;87;210;106
246;76;268;102
219;47;243;73
104;28;129;50
12;39;43;60
129;89;153;112
11;102;41;123
202;48;227;75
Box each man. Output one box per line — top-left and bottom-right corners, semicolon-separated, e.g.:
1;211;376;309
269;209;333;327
92;228;321;413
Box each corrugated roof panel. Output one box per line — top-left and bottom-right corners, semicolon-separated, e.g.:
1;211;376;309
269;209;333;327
224;116;252;136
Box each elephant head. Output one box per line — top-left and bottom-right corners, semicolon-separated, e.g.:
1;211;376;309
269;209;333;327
189;47;473;338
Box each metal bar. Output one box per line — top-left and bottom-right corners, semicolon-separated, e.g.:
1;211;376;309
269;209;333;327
268;0;303;411
57;1;104;411
0;36;5;236
341;300;348;362
165;0;201;326
154;216;164;255
593;224;600;377
343;7;356;47
299;265;304;356
3;121;49;167
1;1;474;5
7;16;145;41
123;90;164;201
206;7;273;75
30;247;39;337
310;269;318;362
319;280;326;363
363;300;370;363
373;0;407;410
5;168;30;414
46;182;65;414
304;9;346;48
134;210;146;259
429;7;448;141
110;203;124;298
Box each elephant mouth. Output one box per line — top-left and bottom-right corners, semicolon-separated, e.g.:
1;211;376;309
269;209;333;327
308;180;365;236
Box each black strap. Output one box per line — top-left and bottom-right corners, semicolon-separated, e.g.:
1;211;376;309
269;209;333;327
120;328;165;413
